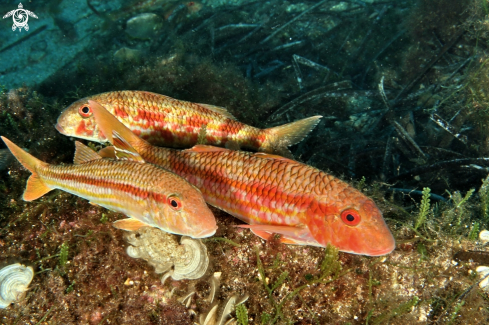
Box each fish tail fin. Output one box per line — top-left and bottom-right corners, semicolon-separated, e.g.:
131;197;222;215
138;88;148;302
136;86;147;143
262;116;321;157
89;100;150;153
1;136;51;201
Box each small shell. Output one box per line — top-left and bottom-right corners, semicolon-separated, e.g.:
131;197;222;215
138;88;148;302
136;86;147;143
125;227;209;282
0;263;34;308
476;266;489;292
479;230;489;244
171;236;209;281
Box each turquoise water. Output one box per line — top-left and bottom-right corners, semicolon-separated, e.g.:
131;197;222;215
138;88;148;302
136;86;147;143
0;0;489;324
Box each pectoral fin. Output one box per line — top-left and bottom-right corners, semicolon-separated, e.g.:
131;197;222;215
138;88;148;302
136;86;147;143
236;224;318;246
112;218;148;231
247;229;303;244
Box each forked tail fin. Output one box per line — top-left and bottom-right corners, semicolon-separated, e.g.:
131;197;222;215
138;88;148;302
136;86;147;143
263;116;322;158
1;136;51;201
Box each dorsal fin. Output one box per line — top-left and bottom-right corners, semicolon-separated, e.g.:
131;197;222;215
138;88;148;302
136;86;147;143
183;145;231;153
198;103;236;120
74;142;102;164
112;131;145;163
253;152;297;163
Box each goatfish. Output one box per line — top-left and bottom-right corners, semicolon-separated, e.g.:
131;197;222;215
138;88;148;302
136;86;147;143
87;100;395;256
56;90;322;158
0;136;217;238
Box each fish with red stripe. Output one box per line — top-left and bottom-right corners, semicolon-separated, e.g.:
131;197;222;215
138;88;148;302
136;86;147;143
0;136;217;238
86;100;395;256
56;90;322;158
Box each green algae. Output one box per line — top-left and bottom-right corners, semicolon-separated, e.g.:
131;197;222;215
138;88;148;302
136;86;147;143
100;213;108;224
58;242;69;267
468;221;480;241
255;244;343;324
414;187;431;231
204;236;241;247
236;303;249;325
370;296;419;325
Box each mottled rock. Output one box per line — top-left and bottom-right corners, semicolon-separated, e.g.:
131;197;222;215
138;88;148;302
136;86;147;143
113;47;143;64
125;13;164;40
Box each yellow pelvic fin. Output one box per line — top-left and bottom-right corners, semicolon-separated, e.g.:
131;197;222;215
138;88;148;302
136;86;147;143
89;100;149;153
112;218;148;231
198;103;236;120
1;136;51;201
264;115;322;158
74;142;102;164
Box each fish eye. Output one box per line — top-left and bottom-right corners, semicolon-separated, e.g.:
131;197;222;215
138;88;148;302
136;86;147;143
78;105;92;118
188;2;195;6
340;209;361;226
167;195;182;210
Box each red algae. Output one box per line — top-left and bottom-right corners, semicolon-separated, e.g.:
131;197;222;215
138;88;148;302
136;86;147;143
3;1;489;321
0;142;489;324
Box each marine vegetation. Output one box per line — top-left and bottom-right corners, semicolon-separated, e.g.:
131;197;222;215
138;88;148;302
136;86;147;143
2;0;489;323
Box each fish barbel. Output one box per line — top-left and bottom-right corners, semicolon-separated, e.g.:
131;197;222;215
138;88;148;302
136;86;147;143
56;91;322;158
1;136;216;238
89;100;395;256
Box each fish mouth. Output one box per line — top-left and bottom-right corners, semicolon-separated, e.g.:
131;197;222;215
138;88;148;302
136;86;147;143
55;123;66;135
195;226;217;238
365;245;395;256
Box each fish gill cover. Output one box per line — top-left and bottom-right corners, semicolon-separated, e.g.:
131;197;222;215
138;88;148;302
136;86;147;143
0;0;489;323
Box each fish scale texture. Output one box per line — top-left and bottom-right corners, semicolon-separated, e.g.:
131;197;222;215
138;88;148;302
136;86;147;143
19;155;217;238
39;159;172;202
91;91;263;149
142;147;355;226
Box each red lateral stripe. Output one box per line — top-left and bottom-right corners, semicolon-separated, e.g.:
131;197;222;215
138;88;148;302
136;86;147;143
44;166;159;202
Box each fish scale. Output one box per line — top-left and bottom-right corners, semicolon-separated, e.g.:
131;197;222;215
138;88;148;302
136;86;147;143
87;100;395;256
124;144;342;230
56;91;322;158
1;137;217;238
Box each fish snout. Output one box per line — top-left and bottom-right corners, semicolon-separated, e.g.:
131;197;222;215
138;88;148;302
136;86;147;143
55;123;66;135
194;224;217;238
190;206;217;238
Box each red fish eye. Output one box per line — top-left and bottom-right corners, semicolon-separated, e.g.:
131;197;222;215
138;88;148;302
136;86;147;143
340;209;361;226
79;105;92;118
188;2;195;6
168;196;182;210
